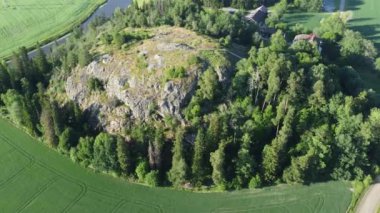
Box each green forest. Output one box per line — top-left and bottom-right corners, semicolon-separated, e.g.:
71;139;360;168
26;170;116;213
0;0;379;193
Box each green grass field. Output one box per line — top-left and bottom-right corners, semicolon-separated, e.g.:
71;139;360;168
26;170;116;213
0;118;352;212
0;0;104;59
282;0;339;31
282;12;329;31
283;0;380;93
284;0;380;47
347;0;380;48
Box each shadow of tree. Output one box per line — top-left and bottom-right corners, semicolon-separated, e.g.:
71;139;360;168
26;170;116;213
346;0;364;11
349;18;373;24
350;24;380;48
283;13;318;25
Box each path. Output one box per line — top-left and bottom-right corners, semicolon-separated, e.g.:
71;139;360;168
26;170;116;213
225;50;244;59
356;177;380;213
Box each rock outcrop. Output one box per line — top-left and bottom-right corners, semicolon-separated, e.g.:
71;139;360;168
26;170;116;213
63;26;230;134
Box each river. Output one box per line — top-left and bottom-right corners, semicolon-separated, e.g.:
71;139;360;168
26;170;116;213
27;0;132;58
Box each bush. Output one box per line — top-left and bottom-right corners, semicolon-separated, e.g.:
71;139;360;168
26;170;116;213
249;175;262;189
113;32;126;49
87;77;104;92
375;58;380;72
78;49;92;67
145;170;159;186
294;0;322;12
219;35;232;47
70;148;78;163
101;33;113;45
164;67;186;82
136;161;149;182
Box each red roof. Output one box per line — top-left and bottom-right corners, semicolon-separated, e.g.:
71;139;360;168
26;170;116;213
293;33;318;42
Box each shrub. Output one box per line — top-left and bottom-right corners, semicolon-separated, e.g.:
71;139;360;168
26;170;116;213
145;170;159;186
164;67;186;82
87;77;104;92
249;175;262;189
375;58;380;72
136;161;149;182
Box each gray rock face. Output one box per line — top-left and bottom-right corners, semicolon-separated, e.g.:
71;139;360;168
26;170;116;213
63;27;230;135
65;55;202;134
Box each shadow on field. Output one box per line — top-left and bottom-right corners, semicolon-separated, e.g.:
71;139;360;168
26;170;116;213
283;13;315;24
351;24;380;42
346;0;364;11
349;18;373;24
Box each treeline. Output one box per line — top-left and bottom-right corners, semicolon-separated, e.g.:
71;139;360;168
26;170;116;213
1;0;380;191
198;0;278;9
124;0;257;44
0;47;90;147
291;0;323;12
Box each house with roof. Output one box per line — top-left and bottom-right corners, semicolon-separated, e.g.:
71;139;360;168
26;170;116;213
245;6;268;24
221;7;239;14
293;33;322;52
293;33;318;43
220;5;275;39
221;5;269;24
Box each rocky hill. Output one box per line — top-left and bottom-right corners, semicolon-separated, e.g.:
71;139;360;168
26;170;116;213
54;26;231;134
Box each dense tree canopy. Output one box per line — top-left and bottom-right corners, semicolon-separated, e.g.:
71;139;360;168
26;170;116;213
0;0;379;191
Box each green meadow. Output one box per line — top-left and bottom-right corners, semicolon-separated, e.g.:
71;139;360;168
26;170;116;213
0;0;104;58
282;12;329;31
347;0;380;48
0;118;352;212
284;0;380;47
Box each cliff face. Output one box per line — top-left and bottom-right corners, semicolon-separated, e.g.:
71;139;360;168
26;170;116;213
62;26;230;134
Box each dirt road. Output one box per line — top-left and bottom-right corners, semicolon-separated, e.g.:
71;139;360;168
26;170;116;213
356;177;380;213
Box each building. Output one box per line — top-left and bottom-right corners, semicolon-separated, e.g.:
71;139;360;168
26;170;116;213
221;5;269;24
293;33;319;43
221;7;239;14
245;6;268;24
220;6;274;38
293;33;322;52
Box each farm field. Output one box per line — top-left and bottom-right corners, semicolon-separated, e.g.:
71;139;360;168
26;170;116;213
0;0;104;58
0;118;352;212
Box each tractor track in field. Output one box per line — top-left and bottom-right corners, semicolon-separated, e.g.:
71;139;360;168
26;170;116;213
0;134;36;189
0;132;88;212
16;176;59;213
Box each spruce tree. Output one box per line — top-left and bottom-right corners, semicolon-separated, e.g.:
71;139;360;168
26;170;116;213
168;128;188;187
117;136;132;175
192;128;207;185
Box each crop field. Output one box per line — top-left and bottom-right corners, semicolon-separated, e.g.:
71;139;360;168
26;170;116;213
0;118;352;212
0;0;104;58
